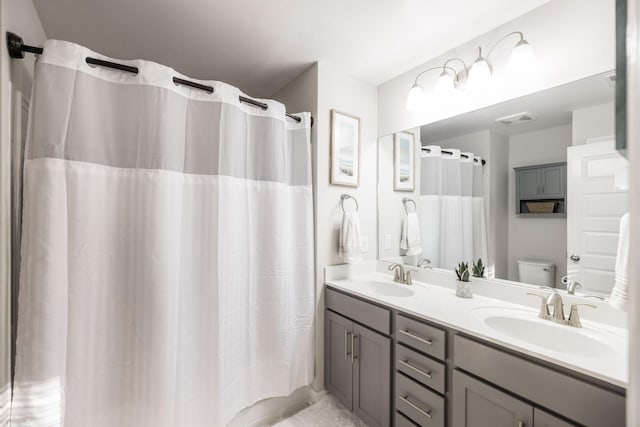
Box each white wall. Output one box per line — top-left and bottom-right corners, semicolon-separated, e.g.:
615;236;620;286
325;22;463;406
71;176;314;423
507;124;572;288
0;0;46;423
270;60;378;419
377;127;421;262
377;0;615;137
313;61;378;391
571;101;615;145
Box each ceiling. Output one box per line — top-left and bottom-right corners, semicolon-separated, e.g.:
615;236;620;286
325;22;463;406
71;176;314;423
420;71;616;143
32;0;551;98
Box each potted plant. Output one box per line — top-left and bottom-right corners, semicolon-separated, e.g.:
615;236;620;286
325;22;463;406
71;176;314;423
472;258;485;278
455;261;473;298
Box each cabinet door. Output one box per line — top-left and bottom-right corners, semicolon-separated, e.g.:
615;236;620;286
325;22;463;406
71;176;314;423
453;370;533;427
541;165;565;198
534;408;577;427
324;310;353;410
352;323;391;427
518;169;541;199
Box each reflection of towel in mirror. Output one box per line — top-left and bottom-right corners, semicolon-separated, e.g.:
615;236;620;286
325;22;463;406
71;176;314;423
610;213;630;311
339;212;364;264
400;212;422;256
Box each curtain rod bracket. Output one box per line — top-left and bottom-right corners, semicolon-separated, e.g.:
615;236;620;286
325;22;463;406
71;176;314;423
7;31;43;58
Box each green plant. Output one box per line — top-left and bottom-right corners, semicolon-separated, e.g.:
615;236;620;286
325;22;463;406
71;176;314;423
472;258;485;278
455;262;470;282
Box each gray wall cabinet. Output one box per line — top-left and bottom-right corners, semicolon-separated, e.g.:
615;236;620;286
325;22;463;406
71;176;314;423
325;289;391;427
324;286;625;427
515;162;567;214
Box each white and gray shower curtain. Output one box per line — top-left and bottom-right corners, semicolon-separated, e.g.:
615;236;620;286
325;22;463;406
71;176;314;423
11;40;314;427
420;146;488;271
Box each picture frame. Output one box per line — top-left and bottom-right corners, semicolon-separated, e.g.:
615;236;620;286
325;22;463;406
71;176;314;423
330;109;361;186
394;131;415;191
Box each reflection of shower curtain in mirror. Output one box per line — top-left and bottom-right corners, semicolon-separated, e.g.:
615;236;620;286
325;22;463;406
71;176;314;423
420;146;488;271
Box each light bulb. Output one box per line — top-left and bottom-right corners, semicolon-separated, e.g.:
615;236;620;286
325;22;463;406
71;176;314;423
406;83;425;111
435;70;455;95
467;57;492;90
508;39;536;78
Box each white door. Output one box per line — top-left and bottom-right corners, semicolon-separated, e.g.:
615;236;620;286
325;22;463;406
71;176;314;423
567;138;628;294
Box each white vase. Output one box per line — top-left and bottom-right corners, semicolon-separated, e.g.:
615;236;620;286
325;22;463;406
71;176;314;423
456;280;473;298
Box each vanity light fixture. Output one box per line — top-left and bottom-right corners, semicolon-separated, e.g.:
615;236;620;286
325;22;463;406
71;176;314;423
406;31;536;111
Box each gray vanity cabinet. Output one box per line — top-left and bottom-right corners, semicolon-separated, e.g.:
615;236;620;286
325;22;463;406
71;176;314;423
325;289;391;427
533;408;577;427
352;323;391;427
452;370;532;427
324;310;354;408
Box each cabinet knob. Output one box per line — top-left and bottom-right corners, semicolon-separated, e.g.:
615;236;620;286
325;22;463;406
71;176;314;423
518;422;525;427
570;254;580;262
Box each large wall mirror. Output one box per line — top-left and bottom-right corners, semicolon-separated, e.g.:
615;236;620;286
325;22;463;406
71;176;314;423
378;71;628;296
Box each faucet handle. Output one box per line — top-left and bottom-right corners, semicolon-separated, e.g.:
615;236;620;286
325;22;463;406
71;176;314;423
526;292;551;320
567;303;596;328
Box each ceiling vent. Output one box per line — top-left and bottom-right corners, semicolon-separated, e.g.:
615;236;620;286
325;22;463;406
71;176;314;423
494;112;537;127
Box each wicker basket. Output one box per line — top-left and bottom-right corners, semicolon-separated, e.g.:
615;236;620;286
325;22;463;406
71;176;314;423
526;201;558;213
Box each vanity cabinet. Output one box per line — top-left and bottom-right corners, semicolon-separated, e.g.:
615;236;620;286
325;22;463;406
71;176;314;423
452;370;532;427
324;285;625;427
515;162;566;214
325;289;391;427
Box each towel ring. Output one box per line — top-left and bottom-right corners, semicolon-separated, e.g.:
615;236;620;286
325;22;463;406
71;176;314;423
402;197;417;214
341;194;359;213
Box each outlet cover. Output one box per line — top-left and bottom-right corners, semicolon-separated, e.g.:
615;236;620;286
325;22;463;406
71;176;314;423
361;236;369;253
384;234;392;250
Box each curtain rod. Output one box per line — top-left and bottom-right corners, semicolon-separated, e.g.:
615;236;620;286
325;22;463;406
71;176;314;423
421;147;487;166
6;32;313;127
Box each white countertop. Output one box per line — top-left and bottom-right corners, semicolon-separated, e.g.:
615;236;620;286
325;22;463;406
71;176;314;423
325;272;628;389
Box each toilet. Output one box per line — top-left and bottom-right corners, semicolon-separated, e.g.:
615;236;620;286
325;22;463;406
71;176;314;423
517;259;556;287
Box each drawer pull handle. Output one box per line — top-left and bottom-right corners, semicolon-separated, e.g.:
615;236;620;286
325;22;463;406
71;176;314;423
399;329;433;346
399;395;432;419
399;359;432;379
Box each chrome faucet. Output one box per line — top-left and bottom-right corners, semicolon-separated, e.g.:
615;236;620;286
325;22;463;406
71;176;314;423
388;263;405;284
388;263;415;285
527;291;597;328
567;280;582;295
417;258;432;269
546;292;566;323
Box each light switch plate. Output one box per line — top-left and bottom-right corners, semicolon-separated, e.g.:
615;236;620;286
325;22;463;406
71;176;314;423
384;234;392;250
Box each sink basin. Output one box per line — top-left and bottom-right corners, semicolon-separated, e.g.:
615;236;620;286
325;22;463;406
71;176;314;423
359;281;415;297
471;307;620;359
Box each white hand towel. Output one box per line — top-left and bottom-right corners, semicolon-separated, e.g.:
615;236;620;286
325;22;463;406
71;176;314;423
400;212;422;256
339;212;364;264
610;212;630;311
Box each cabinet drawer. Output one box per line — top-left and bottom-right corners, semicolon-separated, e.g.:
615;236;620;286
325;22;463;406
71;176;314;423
325;287;390;335
396;373;445;427
396;314;446;360
395;411;418;427
396;344;445;394
454;335;625;427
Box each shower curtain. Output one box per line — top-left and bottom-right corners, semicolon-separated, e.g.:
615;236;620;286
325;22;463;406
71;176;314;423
11;40;314;427
420;146;488;271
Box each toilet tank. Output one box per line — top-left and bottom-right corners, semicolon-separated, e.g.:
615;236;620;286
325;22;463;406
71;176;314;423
517;259;556;287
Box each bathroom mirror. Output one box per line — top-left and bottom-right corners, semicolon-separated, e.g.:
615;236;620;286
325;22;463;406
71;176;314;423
377;71;628;295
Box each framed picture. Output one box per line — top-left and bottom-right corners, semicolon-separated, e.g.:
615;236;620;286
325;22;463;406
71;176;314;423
394;131;415;191
330;110;360;186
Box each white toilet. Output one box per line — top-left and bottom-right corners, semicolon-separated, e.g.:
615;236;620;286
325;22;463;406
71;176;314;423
517;259;556;287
